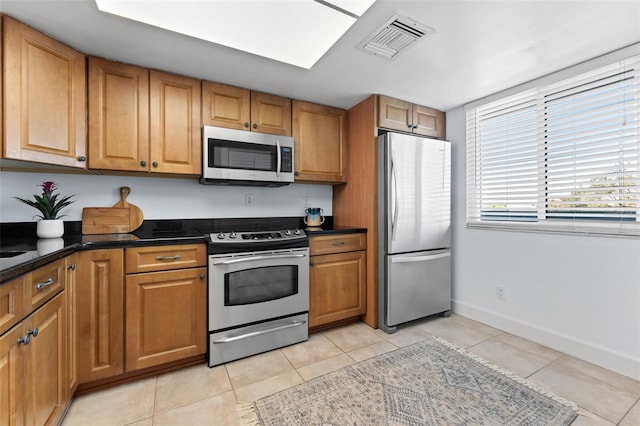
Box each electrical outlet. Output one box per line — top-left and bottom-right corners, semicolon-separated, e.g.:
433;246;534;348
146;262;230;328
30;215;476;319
245;193;254;206
496;285;506;300
304;196;310;208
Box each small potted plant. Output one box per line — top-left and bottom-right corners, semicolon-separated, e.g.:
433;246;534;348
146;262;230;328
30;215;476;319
15;181;75;238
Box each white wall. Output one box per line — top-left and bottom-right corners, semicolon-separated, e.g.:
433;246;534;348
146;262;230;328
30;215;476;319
447;106;640;380
0;171;332;222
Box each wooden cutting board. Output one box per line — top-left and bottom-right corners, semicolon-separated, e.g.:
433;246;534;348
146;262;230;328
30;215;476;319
112;186;144;231
82;207;130;234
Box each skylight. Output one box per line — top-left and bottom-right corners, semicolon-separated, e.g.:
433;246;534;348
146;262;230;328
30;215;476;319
95;0;376;69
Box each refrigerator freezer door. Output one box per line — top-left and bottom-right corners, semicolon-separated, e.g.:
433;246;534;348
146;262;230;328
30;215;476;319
385;249;451;327
382;134;451;254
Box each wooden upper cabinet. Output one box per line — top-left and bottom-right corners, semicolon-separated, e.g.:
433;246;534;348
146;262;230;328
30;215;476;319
293;101;346;183
378;96;413;132
149;70;201;175
202;81;291;135
202;81;250;131
413;104;445;138
377;95;445;139
89;57;149;172
3;16;87;168
251;91;291;135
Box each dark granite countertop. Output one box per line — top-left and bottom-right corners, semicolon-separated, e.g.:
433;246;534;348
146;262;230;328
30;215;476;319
0;217;366;283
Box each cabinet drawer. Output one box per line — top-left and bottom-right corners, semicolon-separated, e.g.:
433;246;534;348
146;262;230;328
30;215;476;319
125;244;206;274
0;277;24;335
25;259;65;313
310;233;366;256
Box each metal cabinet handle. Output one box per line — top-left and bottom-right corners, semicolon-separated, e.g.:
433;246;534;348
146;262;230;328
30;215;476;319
28;328;39;337
68;264;76;271
140;160;147;167
252;123;258;129
155;255;181;261
199;274;205;280
36;278;54;290
331;241;346;246
244;122;250;128
77;156;86;162
152;162;158;168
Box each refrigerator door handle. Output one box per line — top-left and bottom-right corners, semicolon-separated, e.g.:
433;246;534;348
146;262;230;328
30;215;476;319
391;150;399;241
392;252;451;263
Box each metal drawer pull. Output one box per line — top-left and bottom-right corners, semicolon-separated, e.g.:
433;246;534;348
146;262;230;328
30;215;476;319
36;278;54;290
213;320;306;344
331;241;346;246
155;255;181;261
213;253;307;265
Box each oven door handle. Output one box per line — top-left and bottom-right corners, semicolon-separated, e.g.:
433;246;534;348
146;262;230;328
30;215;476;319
212;320;307;344
212;253;307;265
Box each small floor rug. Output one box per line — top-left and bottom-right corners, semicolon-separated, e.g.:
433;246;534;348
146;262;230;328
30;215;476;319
241;337;577;425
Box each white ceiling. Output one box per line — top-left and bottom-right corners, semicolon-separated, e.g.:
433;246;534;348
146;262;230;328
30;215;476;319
1;0;638;112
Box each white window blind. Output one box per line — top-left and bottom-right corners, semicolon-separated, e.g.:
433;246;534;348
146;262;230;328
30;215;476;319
467;54;640;236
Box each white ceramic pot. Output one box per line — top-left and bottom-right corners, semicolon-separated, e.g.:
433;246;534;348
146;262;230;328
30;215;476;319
36;219;64;238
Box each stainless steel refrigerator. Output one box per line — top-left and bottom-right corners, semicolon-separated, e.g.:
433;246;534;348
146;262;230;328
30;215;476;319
377;132;451;333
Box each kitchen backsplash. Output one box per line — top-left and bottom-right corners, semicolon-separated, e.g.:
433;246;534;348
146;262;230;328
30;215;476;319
0;171;332;222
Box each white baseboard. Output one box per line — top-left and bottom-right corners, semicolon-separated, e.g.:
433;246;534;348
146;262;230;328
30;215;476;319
452;300;640;381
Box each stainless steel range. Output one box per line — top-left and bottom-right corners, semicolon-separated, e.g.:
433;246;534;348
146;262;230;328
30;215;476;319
207;229;309;367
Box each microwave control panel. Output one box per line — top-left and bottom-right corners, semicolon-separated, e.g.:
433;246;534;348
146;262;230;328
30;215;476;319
281;147;293;172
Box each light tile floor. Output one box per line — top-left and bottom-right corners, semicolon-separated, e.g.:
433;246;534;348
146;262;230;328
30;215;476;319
62;314;640;425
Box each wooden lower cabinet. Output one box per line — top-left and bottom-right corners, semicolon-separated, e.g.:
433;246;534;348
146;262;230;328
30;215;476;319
309;234;367;329
0;323;25;426
76;249;125;383
0;292;66;426
76;244;206;388
125;267;207;371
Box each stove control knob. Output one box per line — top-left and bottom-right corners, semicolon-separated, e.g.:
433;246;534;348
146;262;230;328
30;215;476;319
217;232;225;240
284;230;292;236
294;229;301;235
229;232;237;239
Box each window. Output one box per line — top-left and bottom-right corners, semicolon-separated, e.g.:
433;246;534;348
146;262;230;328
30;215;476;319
466;54;639;236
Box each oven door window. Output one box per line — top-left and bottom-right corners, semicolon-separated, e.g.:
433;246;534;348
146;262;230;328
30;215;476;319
224;265;298;305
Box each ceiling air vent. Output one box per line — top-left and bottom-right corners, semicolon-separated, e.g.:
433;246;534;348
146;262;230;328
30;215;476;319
357;14;435;60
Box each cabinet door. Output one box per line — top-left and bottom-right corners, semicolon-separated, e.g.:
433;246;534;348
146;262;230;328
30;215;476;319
76;249;124;383
150;70;201;175
201;81;250;130
88;57;149;171
412;104;445;139
0;324;24;426
293;101;346;183
0;276;24;335
377;95;412;133
309;251;366;328
125;267;207;371
65;254;78;398
251;91;292;136
24;293;66;426
3;16;87;168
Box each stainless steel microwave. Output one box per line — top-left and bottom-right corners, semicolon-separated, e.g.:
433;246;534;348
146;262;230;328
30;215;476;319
200;126;295;186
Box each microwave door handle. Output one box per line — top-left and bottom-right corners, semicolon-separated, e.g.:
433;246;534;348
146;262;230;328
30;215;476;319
213;253;307;265
276;139;281;177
